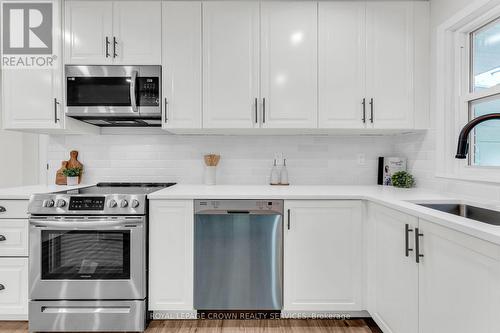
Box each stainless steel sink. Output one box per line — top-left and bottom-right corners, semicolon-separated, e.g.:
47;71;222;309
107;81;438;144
417;203;500;226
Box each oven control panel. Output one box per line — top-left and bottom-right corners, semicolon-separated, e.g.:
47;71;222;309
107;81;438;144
28;194;146;215
69;197;105;211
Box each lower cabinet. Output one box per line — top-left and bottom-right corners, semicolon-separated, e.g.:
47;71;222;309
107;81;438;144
0;258;28;318
283;200;363;311
367;203;418;333
368;204;500;333
418;219;500;333
149;200;194;311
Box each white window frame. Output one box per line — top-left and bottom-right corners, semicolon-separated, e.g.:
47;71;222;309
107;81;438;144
436;0;500;183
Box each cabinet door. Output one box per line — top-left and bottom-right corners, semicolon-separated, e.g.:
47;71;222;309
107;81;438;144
162;1;202;129
113;1;161;64
319;2;366;129
64;1;113;64
367;204;418;333
2;1;63;130
284;201;363;311
149;200;194;311
261;2;317;128
0;258;28;317
202;1;260;128
418;220;500;333
0;220;28;257
2;69;62;129
366;1;414;128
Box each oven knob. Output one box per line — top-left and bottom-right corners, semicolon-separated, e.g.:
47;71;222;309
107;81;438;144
108;199;117;208
131;199;140;208
120;200;128;208
56;199;66;208
44;199;55;208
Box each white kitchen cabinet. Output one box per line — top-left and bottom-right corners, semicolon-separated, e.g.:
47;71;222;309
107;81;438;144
261;2;318;129
366;1;414;129
283;200;363;311
318;2;366;129
0;258;28;318
367;203;418;333
0;220;28;257
113;1;161;64
2;69;63;130
64;1;113;64
418;219;500;333
64;1;161;65
149;200;194;311
202;1;260;129
162;1;202;129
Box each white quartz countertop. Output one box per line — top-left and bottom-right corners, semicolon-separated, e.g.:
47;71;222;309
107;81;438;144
148;184;500;246
0;184;94;200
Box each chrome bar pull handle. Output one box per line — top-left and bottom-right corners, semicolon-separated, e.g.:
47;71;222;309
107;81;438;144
369;98;374;123
113;37;118;58
254;98;258;124
105;37;110;58
405;224;413;257
287;209;291;230
262;98;266;124
54;98;60;123
362;98;366;123
415;227;424;263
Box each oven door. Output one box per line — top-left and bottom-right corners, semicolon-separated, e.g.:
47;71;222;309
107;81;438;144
29;217;145;300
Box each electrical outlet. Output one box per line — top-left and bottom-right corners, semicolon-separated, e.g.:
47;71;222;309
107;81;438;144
357;153;366;166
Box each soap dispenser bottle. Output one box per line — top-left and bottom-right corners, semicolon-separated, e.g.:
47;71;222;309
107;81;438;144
280;159;289;185
270;159;280;185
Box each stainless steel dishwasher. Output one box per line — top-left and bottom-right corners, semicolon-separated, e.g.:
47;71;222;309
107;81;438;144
194;200;283;311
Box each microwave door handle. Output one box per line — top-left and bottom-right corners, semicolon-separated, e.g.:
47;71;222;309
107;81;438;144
130;70;138;112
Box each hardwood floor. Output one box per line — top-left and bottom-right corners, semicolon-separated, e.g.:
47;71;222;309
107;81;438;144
0;319;382;333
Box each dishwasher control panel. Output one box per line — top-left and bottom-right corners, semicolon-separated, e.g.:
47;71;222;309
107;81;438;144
195;200;283;214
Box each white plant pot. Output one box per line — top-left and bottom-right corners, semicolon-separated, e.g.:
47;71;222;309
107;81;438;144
204;166;217;185
67;176;79;186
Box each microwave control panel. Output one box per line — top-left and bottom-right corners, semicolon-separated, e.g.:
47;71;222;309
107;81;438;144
137;77;160;106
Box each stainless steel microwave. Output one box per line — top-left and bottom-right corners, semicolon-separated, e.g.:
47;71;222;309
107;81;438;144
65;65;161;127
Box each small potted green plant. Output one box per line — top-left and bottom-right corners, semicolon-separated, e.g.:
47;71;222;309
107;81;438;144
63;167;83;186
391;171;415;188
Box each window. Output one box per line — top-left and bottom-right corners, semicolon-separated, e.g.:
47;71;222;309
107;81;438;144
468;19;500;166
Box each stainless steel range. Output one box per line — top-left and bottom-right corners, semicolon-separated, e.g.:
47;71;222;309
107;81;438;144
27;182;175;332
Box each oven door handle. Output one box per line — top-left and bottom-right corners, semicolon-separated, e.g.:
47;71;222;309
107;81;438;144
29;220;143;230
130;70;138;112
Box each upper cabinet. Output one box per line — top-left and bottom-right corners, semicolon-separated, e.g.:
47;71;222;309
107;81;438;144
366;1;414;129
64;1;161;65
260;2;318;128
1;0;97;134
64;1;112;64
202;1;260;129
318;2;366;129
319;1;425;130
162;1;202;129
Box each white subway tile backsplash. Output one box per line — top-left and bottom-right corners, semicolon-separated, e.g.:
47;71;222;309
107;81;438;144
46;134;396;186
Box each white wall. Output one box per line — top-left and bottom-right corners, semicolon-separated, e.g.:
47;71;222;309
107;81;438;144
46;134;396;185
394;0;500;204
0;130;39;187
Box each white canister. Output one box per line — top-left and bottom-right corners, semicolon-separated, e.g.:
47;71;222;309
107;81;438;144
205;166;217;185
